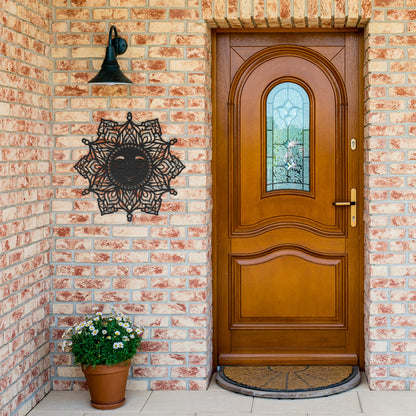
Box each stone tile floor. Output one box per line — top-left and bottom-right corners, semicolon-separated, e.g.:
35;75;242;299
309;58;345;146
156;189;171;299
27;373;416;416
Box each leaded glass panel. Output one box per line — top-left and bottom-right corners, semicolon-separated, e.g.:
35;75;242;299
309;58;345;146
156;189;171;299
266;82;310;192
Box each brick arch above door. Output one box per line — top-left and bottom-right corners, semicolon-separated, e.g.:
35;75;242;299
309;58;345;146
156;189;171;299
202;0;371;28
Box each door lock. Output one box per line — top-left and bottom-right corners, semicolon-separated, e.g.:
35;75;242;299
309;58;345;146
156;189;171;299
333;188;357;227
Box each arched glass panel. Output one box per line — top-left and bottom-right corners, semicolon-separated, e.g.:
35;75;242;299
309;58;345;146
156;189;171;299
266;82;310;192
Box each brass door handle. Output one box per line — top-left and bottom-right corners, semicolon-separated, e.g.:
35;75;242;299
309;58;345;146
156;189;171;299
333;201;356;206
333;188;357;227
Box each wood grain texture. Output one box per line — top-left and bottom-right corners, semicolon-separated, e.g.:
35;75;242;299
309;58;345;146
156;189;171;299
214;32;363;366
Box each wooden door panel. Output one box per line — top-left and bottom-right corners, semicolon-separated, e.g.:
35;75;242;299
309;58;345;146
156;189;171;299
232;249;345;323
215;31;363;366
232;49;345;237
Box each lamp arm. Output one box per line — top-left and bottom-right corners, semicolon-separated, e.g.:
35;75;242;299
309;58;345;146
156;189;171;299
108;25;118;54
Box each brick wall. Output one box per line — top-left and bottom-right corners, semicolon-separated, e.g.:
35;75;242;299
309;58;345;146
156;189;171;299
0;0;53;415
364;2;416;390
50;0;212;391
3;1;416;414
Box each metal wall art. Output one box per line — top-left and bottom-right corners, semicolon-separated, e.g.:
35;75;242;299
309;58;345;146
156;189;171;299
75;112;185;221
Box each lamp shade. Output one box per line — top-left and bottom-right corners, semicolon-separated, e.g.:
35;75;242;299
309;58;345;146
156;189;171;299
89;26;133;85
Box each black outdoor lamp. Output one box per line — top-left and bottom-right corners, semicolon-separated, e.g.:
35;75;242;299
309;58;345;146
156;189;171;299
89;25;133;84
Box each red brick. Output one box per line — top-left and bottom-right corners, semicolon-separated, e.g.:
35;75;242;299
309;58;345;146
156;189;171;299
391;316;416;327
133;240;169;250
134;265;169;276
368;48;405;60
368;367;388;378
150;380;186;390
152;303;187;314
133;366;169;378
370;354;407;365
95;266;130;277
369;303;406;314
152;326;187;338
151;252;186;263
94;240;129;250
131;34;167;45
370;329;406;339
151;353;187;365
113;303;148;314
131;8;166;19
131;60;167;71
387;9;416;20
56;265;92;277
140;341;169;352
170;290;207;302
171;367;207;378
391;342;416;352
56;291;92;302
391;216;416;226
73;278;110;289
134;291;167;301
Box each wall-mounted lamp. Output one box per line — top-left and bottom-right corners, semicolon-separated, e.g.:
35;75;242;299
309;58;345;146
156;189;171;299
89;25;133;84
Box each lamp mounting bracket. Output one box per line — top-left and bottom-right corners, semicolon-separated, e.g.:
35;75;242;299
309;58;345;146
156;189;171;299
109;25;127;56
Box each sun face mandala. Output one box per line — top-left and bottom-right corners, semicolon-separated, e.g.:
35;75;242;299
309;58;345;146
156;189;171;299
74;112;185;222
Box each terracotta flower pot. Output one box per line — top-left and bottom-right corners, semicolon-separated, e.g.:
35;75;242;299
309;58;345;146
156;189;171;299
82;360;130;410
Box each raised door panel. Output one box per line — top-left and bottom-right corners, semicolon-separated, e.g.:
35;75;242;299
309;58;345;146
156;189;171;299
231;248;346;327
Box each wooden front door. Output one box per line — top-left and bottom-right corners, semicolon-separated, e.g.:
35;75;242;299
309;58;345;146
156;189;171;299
214;32;363;366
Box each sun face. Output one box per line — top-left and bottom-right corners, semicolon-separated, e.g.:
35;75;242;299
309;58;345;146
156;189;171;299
107;145;152;190
74;112;185;222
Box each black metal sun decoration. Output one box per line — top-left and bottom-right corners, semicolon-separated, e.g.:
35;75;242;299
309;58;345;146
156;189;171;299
75;112;185;222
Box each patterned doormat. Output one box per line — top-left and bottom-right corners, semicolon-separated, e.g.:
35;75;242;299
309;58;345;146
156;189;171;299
216;365;360;399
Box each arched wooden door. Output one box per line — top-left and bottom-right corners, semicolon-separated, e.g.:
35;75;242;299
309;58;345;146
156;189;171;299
214;32;363;366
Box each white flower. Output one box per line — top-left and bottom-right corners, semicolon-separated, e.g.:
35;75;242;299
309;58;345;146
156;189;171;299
122;336;129;342
130;334;135;339
113;342;124;349
92;330;98;336
116;316;122;321
126;327;133;333
92;307;98;311
96;312;102;316
93;317;99;321
62;328;72;338
107;336;111;340
89;326;95;331
115;331;120;336
102;330;107;335
77;331;82;334
135;327;144;336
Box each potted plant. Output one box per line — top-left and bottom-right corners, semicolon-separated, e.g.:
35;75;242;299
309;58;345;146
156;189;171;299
62;308;144;410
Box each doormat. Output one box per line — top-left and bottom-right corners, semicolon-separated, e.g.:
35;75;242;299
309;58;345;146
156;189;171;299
216;365;360;399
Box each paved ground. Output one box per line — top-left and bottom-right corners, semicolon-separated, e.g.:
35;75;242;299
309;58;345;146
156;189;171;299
27;374;416;416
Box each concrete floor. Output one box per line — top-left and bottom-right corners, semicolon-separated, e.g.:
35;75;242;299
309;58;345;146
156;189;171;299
27;374;416;416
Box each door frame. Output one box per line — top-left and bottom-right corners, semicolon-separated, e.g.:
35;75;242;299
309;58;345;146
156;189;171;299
211;28;365;369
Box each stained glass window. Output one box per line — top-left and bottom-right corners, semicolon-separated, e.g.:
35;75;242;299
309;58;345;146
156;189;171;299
266;82;310;192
